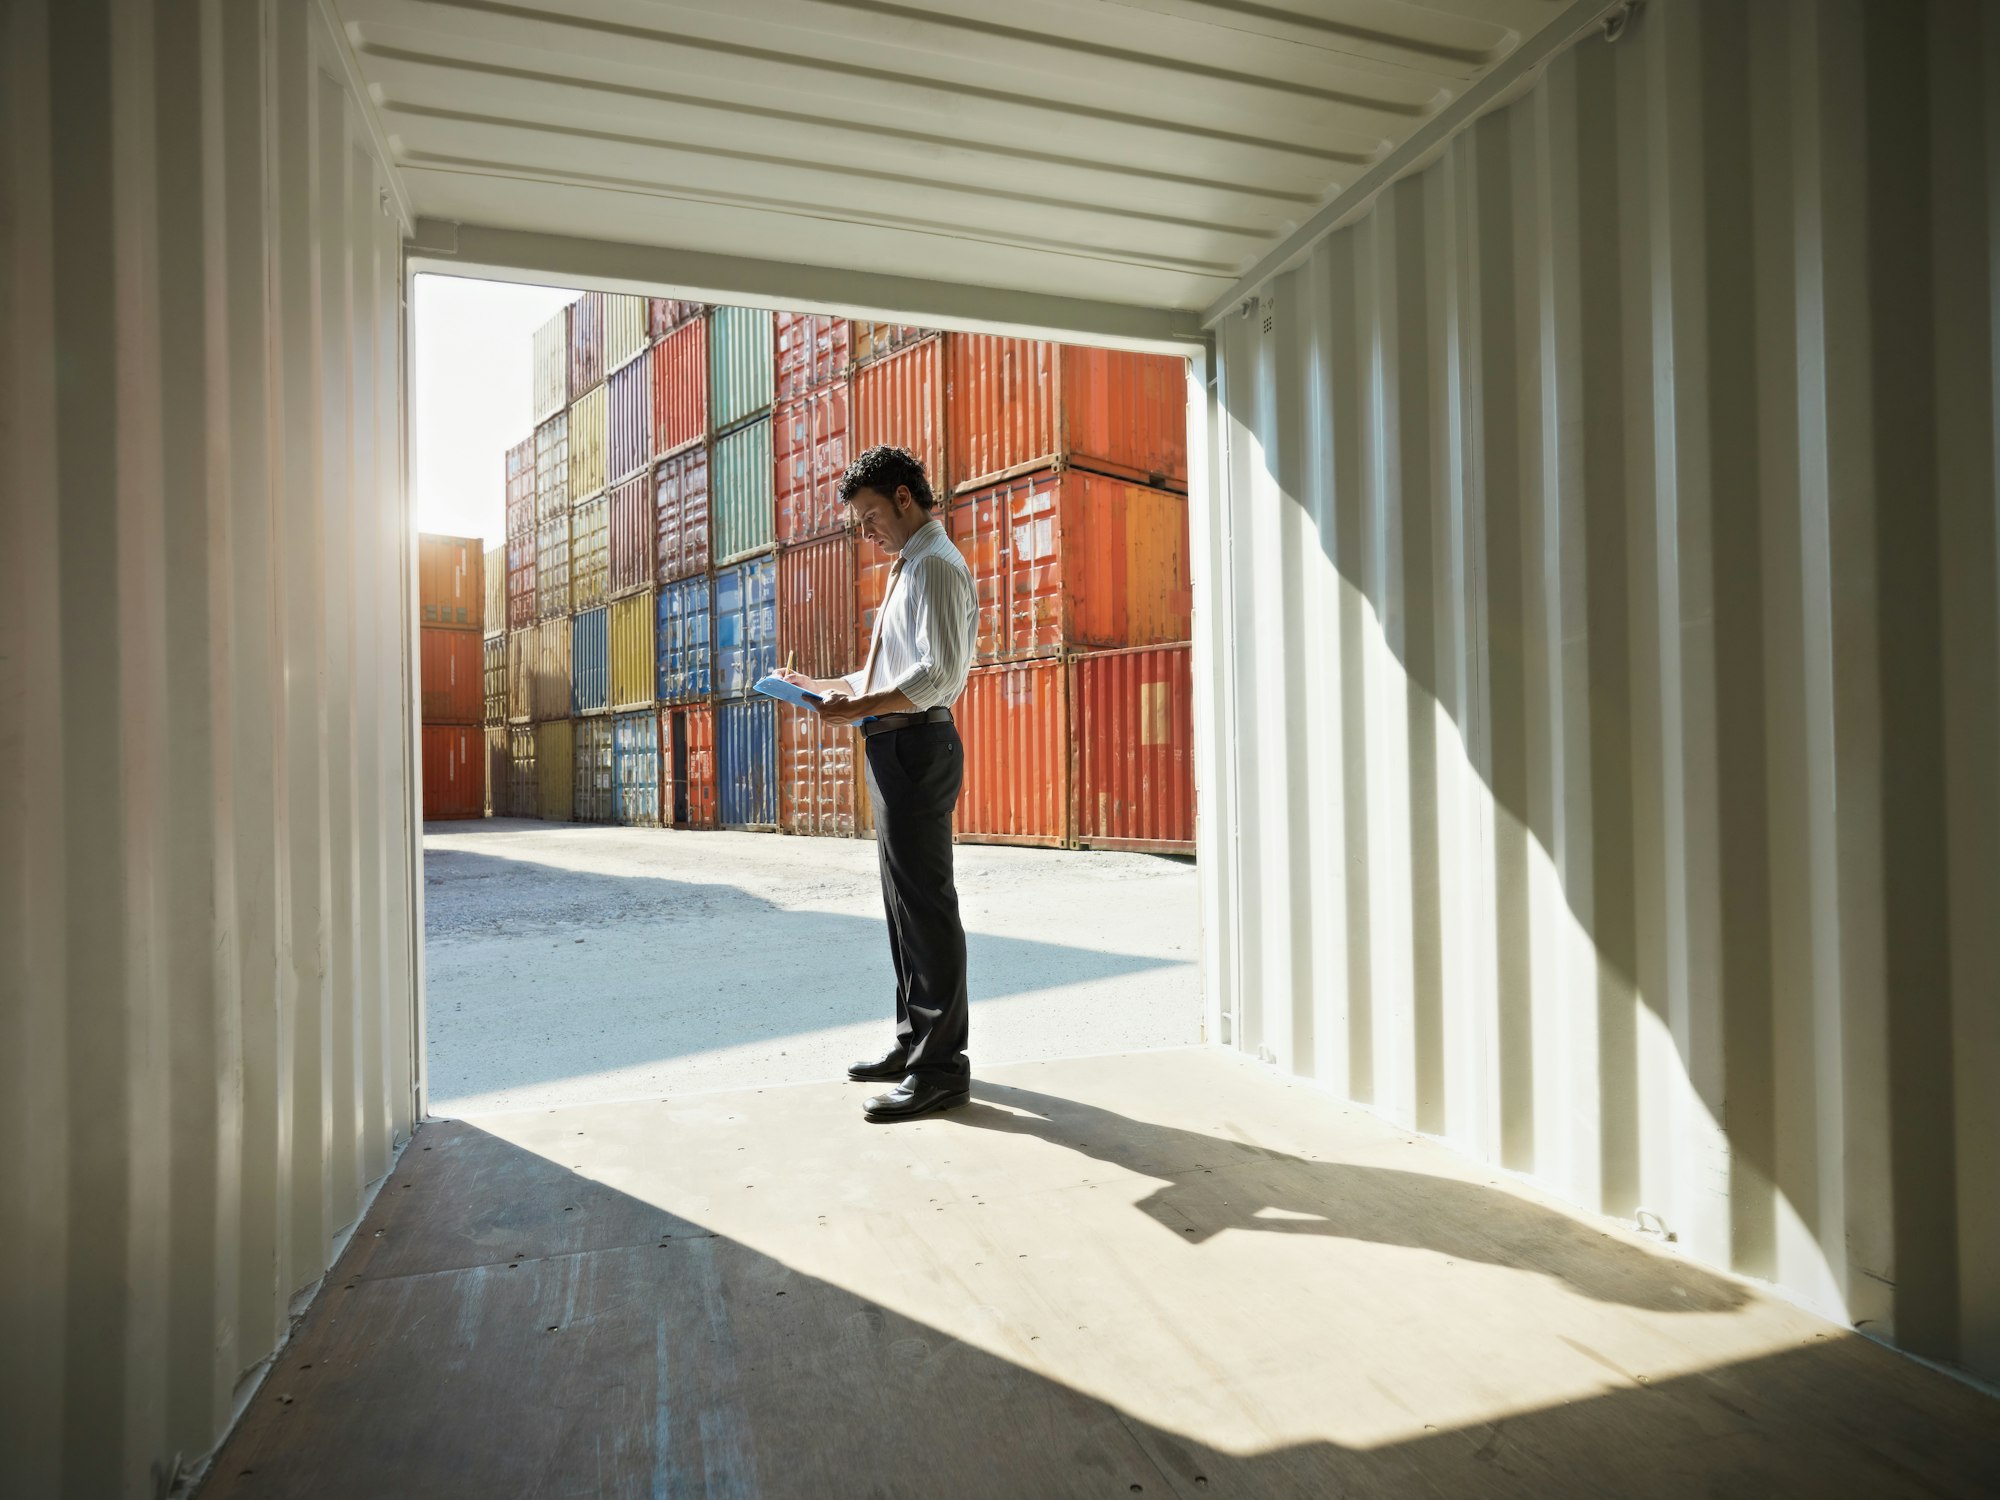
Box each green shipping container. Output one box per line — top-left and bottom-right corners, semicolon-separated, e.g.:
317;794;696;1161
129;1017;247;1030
712;416;774;564
709;306;773;432
570;490;610;610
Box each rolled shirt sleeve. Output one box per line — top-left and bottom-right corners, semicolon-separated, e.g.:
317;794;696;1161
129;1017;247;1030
887;552;974;710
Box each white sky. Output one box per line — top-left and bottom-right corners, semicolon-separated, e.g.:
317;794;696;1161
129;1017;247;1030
412;273;578;546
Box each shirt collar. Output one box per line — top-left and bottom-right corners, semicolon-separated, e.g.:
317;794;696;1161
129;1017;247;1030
897;515;947;564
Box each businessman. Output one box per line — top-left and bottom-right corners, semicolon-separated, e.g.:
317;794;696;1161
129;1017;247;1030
775;445;978;1121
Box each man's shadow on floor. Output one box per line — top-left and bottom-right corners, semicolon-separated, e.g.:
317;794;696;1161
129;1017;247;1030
948;1082;1748;1317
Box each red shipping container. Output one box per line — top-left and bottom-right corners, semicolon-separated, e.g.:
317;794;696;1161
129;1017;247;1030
651;318;707;456
947;468;1190;662
420;627;485;724
418;533;482;630
946;334;1186;494
506;526;537;632
647;297;703;339
1071;644;1194;853
855;535;895;661
776;532;857;681
421;724;484;821
850;338;945;502
774;385;851;544
609;473;654;597
951;658;1070;848
659;704;718;830
607;347;652;484
505;436;535;540
568;290;605;398
654;444;711;585
775;311;850;400
777;703;860;837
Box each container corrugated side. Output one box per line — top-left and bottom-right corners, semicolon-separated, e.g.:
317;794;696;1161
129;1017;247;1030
603;293;646;374
569;490;610;611
422;724;484;821
533;307;568;420
536;719;574;822
661;704;718;830
777;532;856;681
483;545;505;639
568;383;608;503
648;297;703;339
717;695;779;830
778;704;859;838
774;385;850;545
952;658;1070;848
947;469;1190;661
568;290;605;399
607;349;651;485
851;322;931;365
712;416;774;564
571;607;610;716
531;617;572;722
609;473;653;598
485;726;510;817
420;627;484;725
535;411;569;523
573;715;615;824
775;311;850;399
1071;644;1194;853
856;538;894;666
507;631;532;722
653;445;710;584
945;335;1187;494
651;318;707;456
506;436;537;539
535;515;570;620
609;589;657;711
851;338;945;503
482;634;507;726
418;533;482;630
709;306;773;431
613;710;661;826
655;576;712;704
713;555;777;698
507;527;537;631
508;724;538;815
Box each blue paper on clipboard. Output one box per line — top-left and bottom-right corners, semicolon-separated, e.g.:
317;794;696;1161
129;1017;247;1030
753;675;825;711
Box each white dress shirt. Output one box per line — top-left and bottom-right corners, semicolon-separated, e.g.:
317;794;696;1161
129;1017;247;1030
841;515;977;711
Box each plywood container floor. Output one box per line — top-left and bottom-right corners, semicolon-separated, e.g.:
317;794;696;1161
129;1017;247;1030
196;1048;1997;1500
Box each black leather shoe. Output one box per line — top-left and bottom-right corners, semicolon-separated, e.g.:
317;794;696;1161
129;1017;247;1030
847;1047;910;1082
864;1074;971;1121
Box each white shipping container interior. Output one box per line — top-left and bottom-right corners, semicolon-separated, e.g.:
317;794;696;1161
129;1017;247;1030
5;0;1996;1496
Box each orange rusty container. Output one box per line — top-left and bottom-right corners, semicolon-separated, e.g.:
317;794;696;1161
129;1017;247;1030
418;533;483;630
850;338;945;502
854;533;898;669
651;317;708;457
659;703;718;830
647;297;704;339
608;472;653;597
1071;644;1194;853
774;384;851;544
505;436;536;540
420;627;485;724
653;443;711;584
421;724;484;821
950;657;1070;848
947;468;1190;662
777;703;860;837
945;335;1186;494
775;311;851;400
777;532;857;681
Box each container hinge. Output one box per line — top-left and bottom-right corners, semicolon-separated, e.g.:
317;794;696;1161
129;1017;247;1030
1603;0;1643;44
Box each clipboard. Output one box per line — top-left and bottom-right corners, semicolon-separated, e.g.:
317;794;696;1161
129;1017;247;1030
753;675;825;711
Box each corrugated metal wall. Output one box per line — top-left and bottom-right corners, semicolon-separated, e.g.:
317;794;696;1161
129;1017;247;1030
1200;0;1999;1380
2;0;418;1492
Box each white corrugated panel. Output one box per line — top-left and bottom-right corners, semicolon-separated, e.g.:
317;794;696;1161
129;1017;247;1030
1200;0;1999;1382
532;306;568;420
2;2;417;1493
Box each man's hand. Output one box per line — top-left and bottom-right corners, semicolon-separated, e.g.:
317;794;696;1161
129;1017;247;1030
816;691;869;728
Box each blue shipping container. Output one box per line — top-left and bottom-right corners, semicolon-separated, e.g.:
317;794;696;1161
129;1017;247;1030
713;555;777;698
656;575;713;704
613;710;661;826
571;606;610;715
717;696;779;829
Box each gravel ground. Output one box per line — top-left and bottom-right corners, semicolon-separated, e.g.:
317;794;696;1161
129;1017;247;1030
421;819;1202;1116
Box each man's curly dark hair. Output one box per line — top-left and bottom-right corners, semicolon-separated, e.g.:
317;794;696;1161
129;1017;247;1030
838;445;935;511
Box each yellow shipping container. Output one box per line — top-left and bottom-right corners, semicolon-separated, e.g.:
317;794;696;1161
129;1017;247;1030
532;617;571;722
506;631;532;721
609;589;656;712
535;719;573;822
568;383;607;501
570;491;610;610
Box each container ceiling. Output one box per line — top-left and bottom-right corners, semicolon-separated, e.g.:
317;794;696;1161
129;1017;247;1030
333;0;1596;316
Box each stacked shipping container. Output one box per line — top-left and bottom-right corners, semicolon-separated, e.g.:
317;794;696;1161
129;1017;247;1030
418;532;485;820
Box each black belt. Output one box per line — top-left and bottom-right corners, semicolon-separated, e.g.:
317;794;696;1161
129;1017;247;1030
857;705;954;738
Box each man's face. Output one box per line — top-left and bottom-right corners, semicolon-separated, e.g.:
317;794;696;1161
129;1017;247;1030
846;485;922;552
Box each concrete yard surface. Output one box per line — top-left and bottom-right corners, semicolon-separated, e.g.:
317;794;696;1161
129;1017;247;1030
421;820;1201;1116
197;1047;1998;1499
